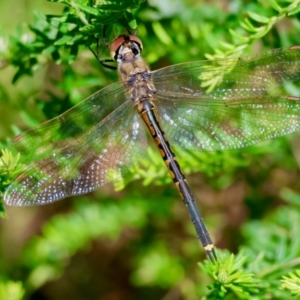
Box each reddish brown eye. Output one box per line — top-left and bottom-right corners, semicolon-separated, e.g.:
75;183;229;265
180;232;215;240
110;36;126;57
110;35;143;60
128;35;143;50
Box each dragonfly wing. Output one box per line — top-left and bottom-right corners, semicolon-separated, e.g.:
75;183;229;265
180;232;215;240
152;46;300;150
4;83;147;206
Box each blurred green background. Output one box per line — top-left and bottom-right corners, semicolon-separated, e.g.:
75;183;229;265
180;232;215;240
1;0;300;299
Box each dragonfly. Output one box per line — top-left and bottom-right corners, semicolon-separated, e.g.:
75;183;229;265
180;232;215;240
3;35;300;261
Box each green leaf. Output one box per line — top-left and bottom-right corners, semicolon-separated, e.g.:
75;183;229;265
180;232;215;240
288;3;300;16
0;149;20;178
199;250;259;298
250;25;270;39
218;41;235;50
72;3;100;17
79;24;96;32
281;270;300;296
42;45;56;55
247;11;270;24
240;18;257;32
268;0;282;12
54;35;73;45
229;29;250;43
125;11;137;29
66;34;84;45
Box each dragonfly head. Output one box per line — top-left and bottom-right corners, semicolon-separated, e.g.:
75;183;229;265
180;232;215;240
110;35;143;63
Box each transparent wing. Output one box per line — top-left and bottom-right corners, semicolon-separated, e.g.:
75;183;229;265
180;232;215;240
152;46;300;150
4;82;147;206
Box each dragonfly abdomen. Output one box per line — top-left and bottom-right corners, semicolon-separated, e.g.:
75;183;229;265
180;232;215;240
137;97;216;259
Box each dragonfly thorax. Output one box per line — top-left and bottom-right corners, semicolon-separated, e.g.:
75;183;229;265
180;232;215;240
111;36;151;86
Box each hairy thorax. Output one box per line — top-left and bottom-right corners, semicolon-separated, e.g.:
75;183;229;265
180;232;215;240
119;56;156;104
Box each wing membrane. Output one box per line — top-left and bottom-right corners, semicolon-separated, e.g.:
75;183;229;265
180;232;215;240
152;47;300;150
4;83;147;206
4;46;300;205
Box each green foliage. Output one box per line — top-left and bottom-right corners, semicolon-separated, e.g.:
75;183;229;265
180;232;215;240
0;149;22;217
0;0;300;299
21;197;147;290
0;281;25;300
0;0;143;83
206;0;300;60
281;269;300;296
198;197;300;299
199;251;258;299
201;0;300;92
131;241;185;288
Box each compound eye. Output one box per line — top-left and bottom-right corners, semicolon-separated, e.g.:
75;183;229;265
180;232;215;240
128;35;143;51
110;36;126;60
109;35;143;61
